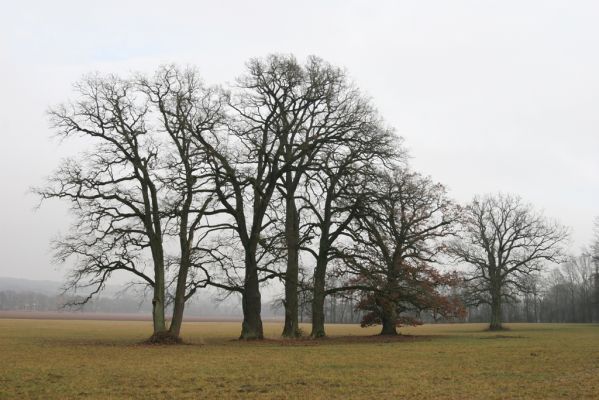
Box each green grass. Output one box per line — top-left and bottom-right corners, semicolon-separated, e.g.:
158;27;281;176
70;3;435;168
1;320;598;399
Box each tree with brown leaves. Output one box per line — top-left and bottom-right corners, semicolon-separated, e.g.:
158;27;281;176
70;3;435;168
340;167;463;335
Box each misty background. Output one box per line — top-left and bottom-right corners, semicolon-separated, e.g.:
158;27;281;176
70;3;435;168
1;1;597;303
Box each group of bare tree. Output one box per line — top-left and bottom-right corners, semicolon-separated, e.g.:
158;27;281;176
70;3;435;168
539;251;598;322
38;54;577;341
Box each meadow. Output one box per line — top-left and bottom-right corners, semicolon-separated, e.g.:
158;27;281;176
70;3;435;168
0;319;597;399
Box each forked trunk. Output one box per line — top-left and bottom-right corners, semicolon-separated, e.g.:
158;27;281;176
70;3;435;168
148;266;178;343
147;245;181;344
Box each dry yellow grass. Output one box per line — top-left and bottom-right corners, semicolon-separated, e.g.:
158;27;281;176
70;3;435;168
0;319;597;399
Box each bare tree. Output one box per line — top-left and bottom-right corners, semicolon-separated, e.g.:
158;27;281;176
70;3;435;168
449;193;568;330
519;273;542;322
38;75;171;339
259;55;388;337
38;68;224;342
139;66;226;338
191;54;396;339
300;124;400;337
562;253;596;321
189;55;336;339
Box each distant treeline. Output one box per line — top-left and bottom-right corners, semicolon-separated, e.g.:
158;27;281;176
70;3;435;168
467;253;599;323
0;288;366;323
0;291;150;313
2;268;597;324
0;290;245;317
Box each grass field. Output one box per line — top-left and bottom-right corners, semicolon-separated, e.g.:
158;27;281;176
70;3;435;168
0;319;597;399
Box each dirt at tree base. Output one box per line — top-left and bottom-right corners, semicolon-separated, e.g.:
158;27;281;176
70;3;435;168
143;331;184;345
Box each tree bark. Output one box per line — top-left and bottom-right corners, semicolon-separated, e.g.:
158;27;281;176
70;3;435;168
169;253;190;338
240;249;264;340
311;245;329;338
169;200;193;338
380;305;398;336
151;256;167;335
310;198;334;338
310;278;326;337
489;288;503;331
282;197;301;337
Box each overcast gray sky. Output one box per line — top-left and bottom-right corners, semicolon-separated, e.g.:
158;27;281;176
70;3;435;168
1;0;597;281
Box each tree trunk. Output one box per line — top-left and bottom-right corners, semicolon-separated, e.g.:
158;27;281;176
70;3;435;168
380;306;398;336
240;250;263;340
282;197;301;337
168;186;194;339
310;269;326;338
380;267;398;336
152;258;166;333
310;224;330;338
169;253;190;338
149;256;168;341
489;289;503;331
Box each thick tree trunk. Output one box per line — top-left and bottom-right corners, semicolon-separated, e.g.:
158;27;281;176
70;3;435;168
310;214;331;338
151;287;166;333
380;268;399;336
489;288;503;331
311;252;328;338
149;255;168;340
380;306;398;336
240;250;263;340
282;197;301;338
152;255;166;333
146;243;182;344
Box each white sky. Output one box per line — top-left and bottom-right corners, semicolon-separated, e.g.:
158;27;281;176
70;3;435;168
1;0;597;281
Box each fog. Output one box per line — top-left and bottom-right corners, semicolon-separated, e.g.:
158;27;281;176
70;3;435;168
1;0;598;282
